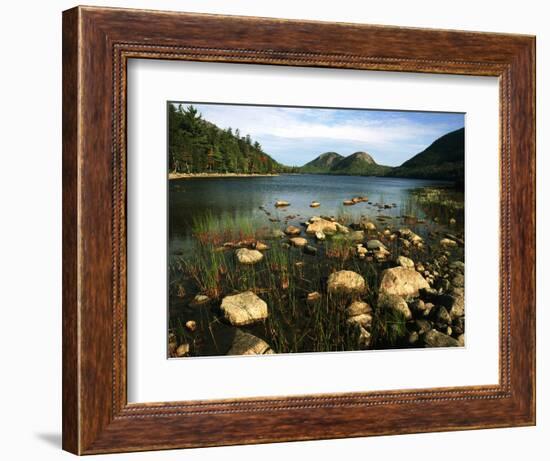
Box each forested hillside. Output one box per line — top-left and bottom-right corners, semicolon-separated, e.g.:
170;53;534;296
168;104;286;174
386;128;464;181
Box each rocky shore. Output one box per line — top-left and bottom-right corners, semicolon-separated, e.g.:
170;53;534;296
169;197;465;358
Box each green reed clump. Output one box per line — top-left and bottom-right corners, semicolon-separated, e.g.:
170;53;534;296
192;211;260;246
324;234;354;265
408;187;465;226
370;306;408;347
183;244;227;298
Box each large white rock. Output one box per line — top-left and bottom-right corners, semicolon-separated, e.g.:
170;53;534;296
306;218;339;235
289;237;308;247
235;248;264;265
378;293;412;320
346;300;372;317
220;291;268;326
379;266;429;298
327;270;366;295
227;329;274;355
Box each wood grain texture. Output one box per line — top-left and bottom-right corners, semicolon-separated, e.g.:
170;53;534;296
62;5;536;455
61;7;80;455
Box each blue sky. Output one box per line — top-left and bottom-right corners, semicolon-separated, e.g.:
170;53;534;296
173;103;464;167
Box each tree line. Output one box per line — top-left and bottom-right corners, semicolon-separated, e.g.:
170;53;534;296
168;104;290;174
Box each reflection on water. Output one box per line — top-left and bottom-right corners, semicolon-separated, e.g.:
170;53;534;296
169;174;463;256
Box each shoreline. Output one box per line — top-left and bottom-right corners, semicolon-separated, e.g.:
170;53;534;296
169;172;280;180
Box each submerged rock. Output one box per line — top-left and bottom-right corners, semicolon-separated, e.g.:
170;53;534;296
264;228;285;240
303;245;317;255
379;267;430;298
285;225;301;236
327;270;366;295
423;329;460;347
289;237;308;247
235;248;264;265
275;200;290;207
227;329;274;355
220;291;268;326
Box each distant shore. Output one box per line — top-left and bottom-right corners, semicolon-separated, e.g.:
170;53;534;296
169;172;281;180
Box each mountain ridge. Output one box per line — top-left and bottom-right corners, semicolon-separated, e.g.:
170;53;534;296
297;128;464;182
300;150;391;177
386;128;464;181
300;152;344;173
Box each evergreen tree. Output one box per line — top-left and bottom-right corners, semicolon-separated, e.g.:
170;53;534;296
167;104;288;174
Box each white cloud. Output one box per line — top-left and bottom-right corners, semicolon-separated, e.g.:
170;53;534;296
191;104;446;147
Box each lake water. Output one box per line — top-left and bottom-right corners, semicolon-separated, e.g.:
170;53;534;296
169;174;463;257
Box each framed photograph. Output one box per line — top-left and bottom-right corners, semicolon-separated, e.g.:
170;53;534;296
62;6;535;454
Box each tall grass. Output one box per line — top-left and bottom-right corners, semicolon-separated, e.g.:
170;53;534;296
171;209;439;355
371;308;408;347
192;211;261;246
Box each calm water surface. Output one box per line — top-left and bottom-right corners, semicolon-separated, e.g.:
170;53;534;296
169;174;462;257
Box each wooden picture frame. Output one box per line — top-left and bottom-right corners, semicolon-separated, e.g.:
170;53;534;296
62;5;536;455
